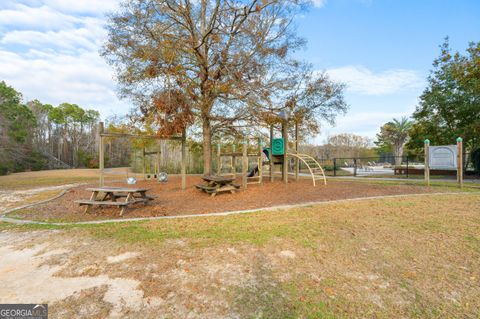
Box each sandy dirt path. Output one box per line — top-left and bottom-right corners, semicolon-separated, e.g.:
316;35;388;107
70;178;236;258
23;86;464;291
0;184;81;214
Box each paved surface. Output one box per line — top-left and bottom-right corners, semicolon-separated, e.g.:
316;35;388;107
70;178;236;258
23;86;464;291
330;176;480;184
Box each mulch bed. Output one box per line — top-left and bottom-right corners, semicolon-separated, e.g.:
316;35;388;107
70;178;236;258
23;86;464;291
15;176;439;222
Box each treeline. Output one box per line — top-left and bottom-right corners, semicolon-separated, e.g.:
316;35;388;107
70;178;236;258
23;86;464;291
300;133;376;160
0;82;208;176
0;81;100;175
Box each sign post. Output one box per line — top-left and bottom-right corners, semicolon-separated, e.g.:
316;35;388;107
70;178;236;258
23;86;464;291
424;139;430;186
457;137;463;188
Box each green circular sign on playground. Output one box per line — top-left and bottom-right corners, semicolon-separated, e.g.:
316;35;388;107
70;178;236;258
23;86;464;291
272;138;285;155
424;139;430;144
456;137;463;142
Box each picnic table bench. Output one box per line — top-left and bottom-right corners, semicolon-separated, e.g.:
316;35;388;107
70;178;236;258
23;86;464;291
195;175;240;197
75;186;155;216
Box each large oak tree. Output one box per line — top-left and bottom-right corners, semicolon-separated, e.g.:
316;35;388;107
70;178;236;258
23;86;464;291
103;0;347;174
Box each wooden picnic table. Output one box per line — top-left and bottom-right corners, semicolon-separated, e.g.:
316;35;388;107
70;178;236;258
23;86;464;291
195;175;240;197
75;186;155;216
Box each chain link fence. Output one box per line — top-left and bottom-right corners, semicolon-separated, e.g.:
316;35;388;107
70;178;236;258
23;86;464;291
308;153;475;179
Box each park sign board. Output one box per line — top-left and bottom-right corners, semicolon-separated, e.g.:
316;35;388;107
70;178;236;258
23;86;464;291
429;145;457;170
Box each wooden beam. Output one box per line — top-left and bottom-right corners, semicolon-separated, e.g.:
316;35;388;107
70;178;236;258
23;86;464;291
143;151;160;156
242;139;248;189
232;144;236;177
220;152;243;157
424;139;430;186
216;143;221;175
282;121;288;184
270;125;274;182
143;147;146;181
99;122;105;186
457;137;463;189
181;129;186;190
100;132;183;140
156;143;160;176
258;137;263;184
295;121;299;181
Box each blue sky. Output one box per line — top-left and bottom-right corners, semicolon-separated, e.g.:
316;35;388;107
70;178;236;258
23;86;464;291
298;0;480;142
0;0;479;144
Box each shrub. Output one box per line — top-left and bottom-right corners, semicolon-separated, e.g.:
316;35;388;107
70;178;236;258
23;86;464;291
471;148;480;174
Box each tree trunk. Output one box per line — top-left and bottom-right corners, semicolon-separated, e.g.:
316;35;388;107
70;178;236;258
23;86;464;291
202;118;212;175
394;143;403;166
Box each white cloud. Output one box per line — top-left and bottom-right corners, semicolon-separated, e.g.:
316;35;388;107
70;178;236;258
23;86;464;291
327;65;424;95
43;0;120;15
0;4;82;30
2;28;99;51
0;0;129;117
0;0;120;16
312;0;327;8
0;49;129;113
1;17;106;51
314;110;413;144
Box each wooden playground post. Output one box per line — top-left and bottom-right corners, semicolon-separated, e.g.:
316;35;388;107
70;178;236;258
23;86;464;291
181;129;186;190
295;120;299;181
232;144;236;176
99;122;105;186
424;139;430;186
97;122;186;188
258;138;263;184
457;137;463;188
156;142;161;178
269;125;274;182
216;143;221;175
282;120;288;184
142;147;146;180
242;139;248;189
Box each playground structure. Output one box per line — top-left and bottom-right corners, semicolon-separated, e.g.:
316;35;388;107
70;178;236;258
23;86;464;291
215;117;327;188
268;113;326;186
98;122;187;190
140;146;168;182
96;111;327;196
140;147;161;181
215;137;265;190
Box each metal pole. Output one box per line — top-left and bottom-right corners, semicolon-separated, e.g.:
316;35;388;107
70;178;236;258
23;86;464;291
406;156;409;179
333;158;337;177
353;158;357;177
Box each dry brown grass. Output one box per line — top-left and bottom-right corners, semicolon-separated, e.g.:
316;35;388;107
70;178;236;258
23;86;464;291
1;193;479;318
0;168;131;190
0;189;61;214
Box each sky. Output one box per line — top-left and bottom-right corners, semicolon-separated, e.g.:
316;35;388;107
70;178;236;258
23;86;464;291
0;0;479;144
